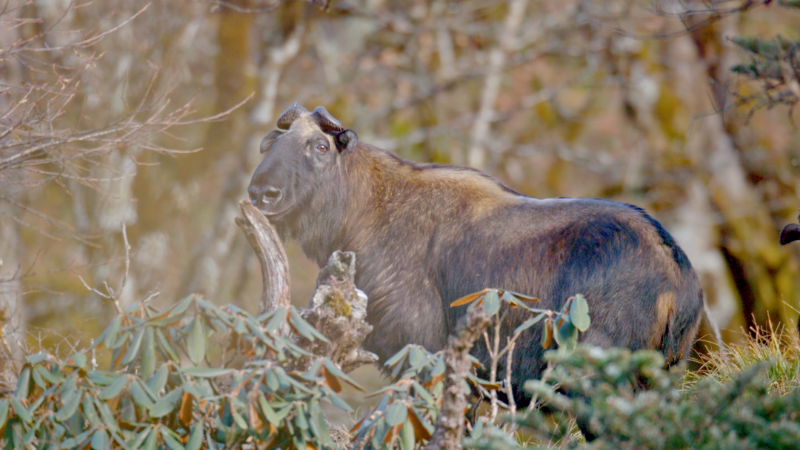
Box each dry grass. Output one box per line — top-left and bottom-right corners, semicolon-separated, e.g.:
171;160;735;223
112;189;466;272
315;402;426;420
685;319;800;395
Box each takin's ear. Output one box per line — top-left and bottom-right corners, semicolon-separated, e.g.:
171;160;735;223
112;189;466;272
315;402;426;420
259;130;283;154
334;129;358;153
781;223;800;245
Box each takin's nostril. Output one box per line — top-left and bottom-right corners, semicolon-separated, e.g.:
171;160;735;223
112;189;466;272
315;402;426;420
263;187;282;203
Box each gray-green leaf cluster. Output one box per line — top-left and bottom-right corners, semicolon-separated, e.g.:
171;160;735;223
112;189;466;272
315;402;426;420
2;295;359;449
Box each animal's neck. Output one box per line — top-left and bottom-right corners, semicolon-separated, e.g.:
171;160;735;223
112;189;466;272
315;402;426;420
349;147;409;211
289;145;402;267
314;146;407;262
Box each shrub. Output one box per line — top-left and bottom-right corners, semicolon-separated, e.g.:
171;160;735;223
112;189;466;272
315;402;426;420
2;295;360;449
0;285;590;450
729;1;800;112
504;345;800;449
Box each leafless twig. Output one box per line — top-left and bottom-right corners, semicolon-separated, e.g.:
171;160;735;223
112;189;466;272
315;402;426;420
78;224;129;314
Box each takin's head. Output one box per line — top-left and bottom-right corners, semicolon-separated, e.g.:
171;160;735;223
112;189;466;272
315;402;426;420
248;104;358;222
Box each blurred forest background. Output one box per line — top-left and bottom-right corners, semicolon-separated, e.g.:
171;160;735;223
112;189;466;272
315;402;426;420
1;0;799;411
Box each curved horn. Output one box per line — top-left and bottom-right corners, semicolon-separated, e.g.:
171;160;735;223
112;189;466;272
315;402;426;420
276;103;308;130
310;106;344;133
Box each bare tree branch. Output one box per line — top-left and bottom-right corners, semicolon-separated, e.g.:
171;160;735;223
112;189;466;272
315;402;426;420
467;0;530;168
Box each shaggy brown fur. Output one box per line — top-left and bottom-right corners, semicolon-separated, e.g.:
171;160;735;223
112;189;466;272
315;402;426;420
248;105;703;405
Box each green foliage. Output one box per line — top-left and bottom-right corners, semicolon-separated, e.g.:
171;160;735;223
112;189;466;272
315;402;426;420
729;36;795;58
1;287;587;449
350;345;440;449
450;289;590;355
463;417;521;450
352;289;590;449
729;3;800;110
505;345;800;449
2;295;359;449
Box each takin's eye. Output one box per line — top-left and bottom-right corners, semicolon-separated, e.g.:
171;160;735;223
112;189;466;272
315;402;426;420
315;143;329;153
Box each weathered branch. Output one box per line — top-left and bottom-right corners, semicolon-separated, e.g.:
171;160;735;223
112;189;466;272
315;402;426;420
425;305;491;450
235;200;291;315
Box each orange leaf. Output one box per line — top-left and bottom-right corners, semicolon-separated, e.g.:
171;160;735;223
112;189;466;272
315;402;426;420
249;401;265;433
108;395;120;414
226;335;239;352
542;318;554;349
385;424;402;443
112;344;128;367
147;296;195;322
349;406;376;434
232;370;258;397
180;392;194;426
322;366;343;394
407;407;432;441
449;289;490;307
513;292;539;302
287;321;301;338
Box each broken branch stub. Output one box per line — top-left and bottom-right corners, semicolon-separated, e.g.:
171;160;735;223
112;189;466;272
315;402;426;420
300;250;377;373
235;200;291;315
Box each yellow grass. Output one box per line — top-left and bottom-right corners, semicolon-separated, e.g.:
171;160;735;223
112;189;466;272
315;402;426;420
685;318;800;395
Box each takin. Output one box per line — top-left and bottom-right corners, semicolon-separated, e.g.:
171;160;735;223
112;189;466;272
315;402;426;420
247;104;703;405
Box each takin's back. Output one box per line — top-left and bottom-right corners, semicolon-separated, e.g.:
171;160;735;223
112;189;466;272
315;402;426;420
355;157;703;394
